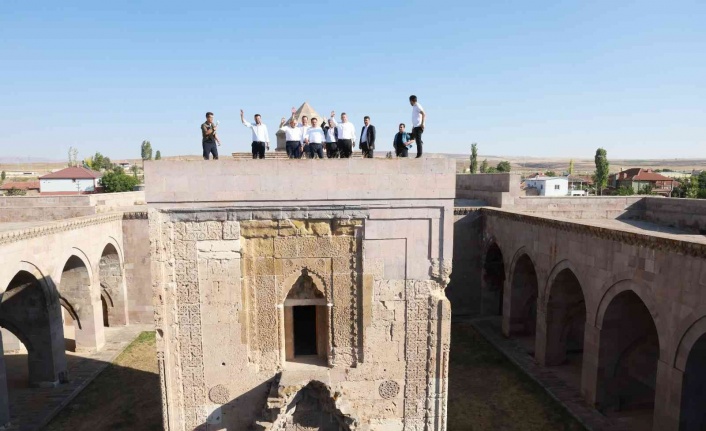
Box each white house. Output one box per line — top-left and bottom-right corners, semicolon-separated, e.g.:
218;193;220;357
39;166;101;195
525;177;569;197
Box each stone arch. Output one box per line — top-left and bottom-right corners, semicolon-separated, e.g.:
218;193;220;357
541;263;586;368
59;255;105;352
280;266;330;304
98;242;128;326
0;270;67;386
269;380;358;431
54;247;94;287
595;288;660;420
674;315;706;371
505;250;539;344
282;269;329;364
675;317;706;431
481;240;505;316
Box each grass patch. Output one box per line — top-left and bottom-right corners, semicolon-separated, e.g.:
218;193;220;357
45;331;162;431
44;325;586;431
447;321;585;431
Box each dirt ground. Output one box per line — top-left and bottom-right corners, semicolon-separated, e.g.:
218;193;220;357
447;321;585;431
44;332;162;431
44;324;584;431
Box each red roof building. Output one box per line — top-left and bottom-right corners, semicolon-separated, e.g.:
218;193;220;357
39;166;101;180
609;168;676;196
39;166;102;195
0;180;40;195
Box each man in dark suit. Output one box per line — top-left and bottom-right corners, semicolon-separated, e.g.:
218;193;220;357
359;116;376;158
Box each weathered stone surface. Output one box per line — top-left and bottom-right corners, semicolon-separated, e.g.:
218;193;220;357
147;160;454;431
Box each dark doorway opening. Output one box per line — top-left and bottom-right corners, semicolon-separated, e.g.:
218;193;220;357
293;306;317;356
101;295;109;327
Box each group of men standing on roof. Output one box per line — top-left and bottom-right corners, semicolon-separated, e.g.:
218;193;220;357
200;95;426;160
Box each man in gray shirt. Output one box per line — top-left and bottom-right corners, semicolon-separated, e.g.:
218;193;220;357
201;112;220;160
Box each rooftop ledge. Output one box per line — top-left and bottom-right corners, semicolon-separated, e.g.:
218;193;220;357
144;159;457;206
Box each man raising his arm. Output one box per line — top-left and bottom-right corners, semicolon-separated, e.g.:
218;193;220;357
240;110;270;159
336;112;356;159
279;117;304;159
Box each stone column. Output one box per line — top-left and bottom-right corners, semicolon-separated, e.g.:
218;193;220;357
0;331;10;428
501;279;512;337
580;323;601;405
534;305;549;365
653;360;682;431
75;293;106;352
30;300;68;387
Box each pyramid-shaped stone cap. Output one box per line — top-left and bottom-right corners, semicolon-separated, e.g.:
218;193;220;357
282;102;327;127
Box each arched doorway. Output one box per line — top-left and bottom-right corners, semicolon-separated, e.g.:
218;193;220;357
60;256;104;352
283;269;329;366
482;243;505;316
542;268;585;388
597;290;658;427
544;268;585;365
98;244;127;326
507;254;538;355
680;333;706;430
0;271;67;387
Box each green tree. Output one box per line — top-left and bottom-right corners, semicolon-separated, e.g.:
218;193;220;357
6;187;27;196
100;169;140;193
637;184;654;195
486;166;498;173
496;161;511;173
616;186;635;196
470;143;478;174
593;148;610;196
480;159;489;174
568;159;574;175
1;171;5;183
676;177;699;198
545;170;557;177
130;164;139;179
155;150;162;160
141;140;153;161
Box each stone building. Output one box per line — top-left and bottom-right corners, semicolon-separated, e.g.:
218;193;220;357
275;102;327;152
147;159;455;430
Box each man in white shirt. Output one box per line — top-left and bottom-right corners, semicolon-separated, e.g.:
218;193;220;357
409;95;426;158
240;110;270;159
304;117;326;159
298;115;311;159
279;117;304;159
336;112;356;158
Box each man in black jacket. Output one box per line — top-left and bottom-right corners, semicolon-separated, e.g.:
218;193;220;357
359;116;376;158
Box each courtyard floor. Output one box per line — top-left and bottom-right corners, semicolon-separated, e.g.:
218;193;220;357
4;324;152;431
37;321;595;431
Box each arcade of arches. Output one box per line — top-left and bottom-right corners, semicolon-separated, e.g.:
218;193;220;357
464;209;706;431
0;242;129;427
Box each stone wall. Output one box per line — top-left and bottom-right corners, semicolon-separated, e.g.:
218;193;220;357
456;173;521;207
480;208;706;431
446;209;483;316
0;191;145;222
642;197;706;233
121;213;153;324
147;159;455;431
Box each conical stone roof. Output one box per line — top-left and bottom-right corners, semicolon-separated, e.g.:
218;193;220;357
285;102;325;126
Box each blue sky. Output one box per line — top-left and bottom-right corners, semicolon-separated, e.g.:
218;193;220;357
0;0;704;160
